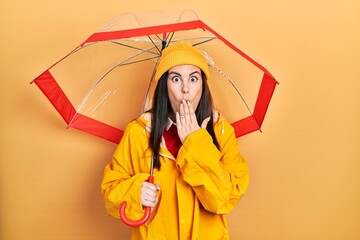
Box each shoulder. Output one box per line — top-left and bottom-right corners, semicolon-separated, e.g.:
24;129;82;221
122;114;150;139
213;111;236;139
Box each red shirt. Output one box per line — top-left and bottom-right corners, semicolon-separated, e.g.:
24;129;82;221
163;124;182;158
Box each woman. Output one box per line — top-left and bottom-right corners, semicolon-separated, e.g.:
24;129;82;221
101;42;249;239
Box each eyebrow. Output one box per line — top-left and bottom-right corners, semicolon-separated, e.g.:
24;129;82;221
168;70;201;76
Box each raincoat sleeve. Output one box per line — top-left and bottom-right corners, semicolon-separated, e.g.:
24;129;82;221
101;120;153;220
176;118;249;214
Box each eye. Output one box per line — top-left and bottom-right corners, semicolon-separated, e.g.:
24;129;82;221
171;76;181;83
189;76;198;83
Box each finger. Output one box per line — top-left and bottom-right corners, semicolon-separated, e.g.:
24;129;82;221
201;116;211;129
175;111;181;127
146;192;157;200
142;195;156;203
143;182;158;192
142;196;156;207
179;102;186;123
143;182;161;193
183;100;190;121
141;191;157;207
187;101;197;124
146;189;157;198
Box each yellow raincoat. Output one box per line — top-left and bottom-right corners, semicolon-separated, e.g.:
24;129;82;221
101;113;249;239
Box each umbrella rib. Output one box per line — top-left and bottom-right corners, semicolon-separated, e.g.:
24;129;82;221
166;32;175;47
162;36;217;46
59;40;161;65
147;36;162;54
154;34;162;42
115;55;159;67
146;32;173;54
192;37;217;46
109;40;159;56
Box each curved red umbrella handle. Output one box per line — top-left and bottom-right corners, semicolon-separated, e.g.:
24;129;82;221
119;176;154;227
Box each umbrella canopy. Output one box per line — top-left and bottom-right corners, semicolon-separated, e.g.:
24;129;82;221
31;9;278;144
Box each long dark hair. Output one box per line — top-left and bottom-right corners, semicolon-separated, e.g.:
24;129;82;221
149;71;220;170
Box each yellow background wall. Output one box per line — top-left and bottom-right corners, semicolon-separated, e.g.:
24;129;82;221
1;0;359;239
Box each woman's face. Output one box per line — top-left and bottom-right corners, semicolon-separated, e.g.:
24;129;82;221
167;64;203;116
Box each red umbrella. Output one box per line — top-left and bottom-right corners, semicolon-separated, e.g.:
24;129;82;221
31;9;278;144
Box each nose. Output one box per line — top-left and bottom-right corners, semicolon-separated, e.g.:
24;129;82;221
182;81;189;94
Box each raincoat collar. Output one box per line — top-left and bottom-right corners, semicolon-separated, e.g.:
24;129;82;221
165;117;175;131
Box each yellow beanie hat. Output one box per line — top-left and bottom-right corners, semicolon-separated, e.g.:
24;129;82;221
154;42;210;82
